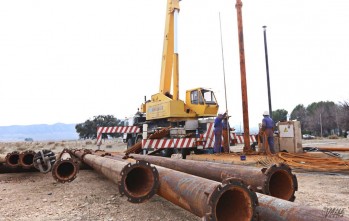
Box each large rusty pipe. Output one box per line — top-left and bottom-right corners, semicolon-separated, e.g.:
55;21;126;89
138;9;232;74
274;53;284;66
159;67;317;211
235;0;251;151
0;154;6;164
5;151;20;168
52;150;79;183
19;150;36;169
256;193;349;221
73;150;159;203
0;164;38;173
316;146;349;152
129;154;297;201
107;155;258;221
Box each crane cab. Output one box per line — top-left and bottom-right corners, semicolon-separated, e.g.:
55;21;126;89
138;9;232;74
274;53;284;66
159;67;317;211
185;88;219;117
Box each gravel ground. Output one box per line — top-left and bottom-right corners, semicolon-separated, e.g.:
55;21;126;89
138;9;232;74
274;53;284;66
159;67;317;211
0;138;348;220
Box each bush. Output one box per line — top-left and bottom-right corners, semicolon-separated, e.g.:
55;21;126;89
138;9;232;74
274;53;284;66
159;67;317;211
328;135;339;139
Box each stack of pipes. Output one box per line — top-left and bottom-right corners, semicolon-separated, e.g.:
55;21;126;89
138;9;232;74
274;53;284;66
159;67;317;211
122;154;341;221
105;154;258;220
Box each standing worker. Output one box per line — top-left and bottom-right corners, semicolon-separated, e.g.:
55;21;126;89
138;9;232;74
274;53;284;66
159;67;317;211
261;111;275;154
222;117;229;153
214;112;227;153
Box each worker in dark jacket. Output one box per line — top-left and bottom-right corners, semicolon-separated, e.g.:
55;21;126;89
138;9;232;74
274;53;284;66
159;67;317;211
214;112;227;153
222;118;229;153
262;111;275;154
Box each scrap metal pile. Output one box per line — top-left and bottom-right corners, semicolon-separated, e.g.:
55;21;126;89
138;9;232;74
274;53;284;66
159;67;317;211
1;149;347;221
257;152;349;172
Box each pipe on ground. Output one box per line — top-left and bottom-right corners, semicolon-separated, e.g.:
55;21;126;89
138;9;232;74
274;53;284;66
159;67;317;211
129;154;297;201
52;149;79;183
73;150;159;203
256;193;349;221
5;151;20;168
0;154;6;164
19;150;36;169
106;155;258;221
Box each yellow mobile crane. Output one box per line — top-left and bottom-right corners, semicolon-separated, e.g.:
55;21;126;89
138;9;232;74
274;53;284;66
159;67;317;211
122;0;221;157
140;0;219;123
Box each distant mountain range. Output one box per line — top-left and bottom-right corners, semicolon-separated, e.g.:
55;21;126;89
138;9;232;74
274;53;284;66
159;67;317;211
0;123;79;142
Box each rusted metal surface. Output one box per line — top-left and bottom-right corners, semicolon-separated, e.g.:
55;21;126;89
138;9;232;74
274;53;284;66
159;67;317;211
73;150;159;203
129;154;297;201
19;150;36;169
124;127;171;154
235;0;251;152
108;155;258;220
277;152;349;172
33;149;56;173
52;149;79;183
256;193;349;221
0;154;6;164
0;164;37;173
5;151;20;168
315;146;349;152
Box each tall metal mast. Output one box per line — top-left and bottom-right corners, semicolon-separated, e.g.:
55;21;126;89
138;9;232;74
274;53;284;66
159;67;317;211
235;0;251;152
263;26;272;118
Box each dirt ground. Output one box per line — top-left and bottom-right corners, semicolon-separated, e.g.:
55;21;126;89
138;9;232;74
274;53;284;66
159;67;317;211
0;138;349;220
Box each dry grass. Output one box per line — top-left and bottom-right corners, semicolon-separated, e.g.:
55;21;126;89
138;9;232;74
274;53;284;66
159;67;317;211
328;135;339;139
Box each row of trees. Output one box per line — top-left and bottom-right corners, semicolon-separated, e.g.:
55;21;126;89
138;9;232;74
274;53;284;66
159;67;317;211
75;115;122;139
75;100;349;139
272;100;349;137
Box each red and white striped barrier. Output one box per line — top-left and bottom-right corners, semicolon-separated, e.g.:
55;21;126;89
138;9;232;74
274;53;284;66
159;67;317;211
142;138;196;149
96;124;256;148
202;123;256;147
97;126;140;145
232;133;257;144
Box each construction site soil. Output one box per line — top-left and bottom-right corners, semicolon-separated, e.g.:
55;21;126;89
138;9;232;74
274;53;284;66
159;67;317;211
0;138;349;220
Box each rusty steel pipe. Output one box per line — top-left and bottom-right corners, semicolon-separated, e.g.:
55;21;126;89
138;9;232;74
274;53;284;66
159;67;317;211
315;146;349;152
107;155;258;221
5;151;20;168
0;154;6;164
256;193;349;221
73;150;159;203
19;150;36;169
235;0;251;151
129;154;297;201
52;150;79;183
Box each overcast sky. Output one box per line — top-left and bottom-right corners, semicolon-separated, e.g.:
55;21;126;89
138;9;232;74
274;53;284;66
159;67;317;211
0;0;348;130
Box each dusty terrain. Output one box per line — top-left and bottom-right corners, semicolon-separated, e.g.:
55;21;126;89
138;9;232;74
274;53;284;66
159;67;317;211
0;138;349;220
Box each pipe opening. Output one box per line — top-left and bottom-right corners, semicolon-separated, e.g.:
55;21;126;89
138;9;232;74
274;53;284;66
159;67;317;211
57;161;76;180
216;187;253;221
8;154;20;166
269;170;294;200
125;166;155;197
22;154;35;166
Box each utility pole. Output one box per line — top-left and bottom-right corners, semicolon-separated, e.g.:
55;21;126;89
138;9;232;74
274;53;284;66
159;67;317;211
263;26;272;118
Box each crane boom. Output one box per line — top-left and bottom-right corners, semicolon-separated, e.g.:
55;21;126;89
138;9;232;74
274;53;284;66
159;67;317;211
140;0;219;121
160;0;180;100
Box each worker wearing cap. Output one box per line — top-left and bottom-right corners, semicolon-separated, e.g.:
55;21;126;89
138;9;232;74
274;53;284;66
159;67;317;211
262;111;275;154
214;112;227;153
